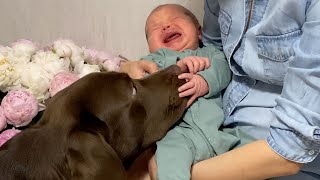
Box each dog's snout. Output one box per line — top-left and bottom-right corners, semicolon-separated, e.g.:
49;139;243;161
162;65;185;86
167;65;183;76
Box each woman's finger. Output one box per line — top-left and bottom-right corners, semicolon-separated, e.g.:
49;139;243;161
139;60;158;74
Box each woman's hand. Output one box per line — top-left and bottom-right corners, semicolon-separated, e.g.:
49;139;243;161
120;60;158;79
176;56;210;74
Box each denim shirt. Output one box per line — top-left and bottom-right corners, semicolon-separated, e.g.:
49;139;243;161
203;0;320;164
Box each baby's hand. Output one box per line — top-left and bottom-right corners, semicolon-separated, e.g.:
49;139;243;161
176;56;210;74
178;73;209;107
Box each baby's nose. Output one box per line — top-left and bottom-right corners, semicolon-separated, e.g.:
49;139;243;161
162;25;171;32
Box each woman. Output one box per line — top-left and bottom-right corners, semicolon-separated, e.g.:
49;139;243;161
122;0;320;179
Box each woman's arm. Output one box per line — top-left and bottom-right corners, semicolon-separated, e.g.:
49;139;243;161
119;60;158;79
191;140;303;180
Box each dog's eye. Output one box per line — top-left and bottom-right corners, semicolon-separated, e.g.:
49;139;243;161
132;86;137;96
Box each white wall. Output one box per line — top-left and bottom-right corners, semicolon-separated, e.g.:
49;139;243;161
0;0;204;60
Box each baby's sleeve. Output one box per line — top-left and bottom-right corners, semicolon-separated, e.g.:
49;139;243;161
197;45;231;98
141;49;179;70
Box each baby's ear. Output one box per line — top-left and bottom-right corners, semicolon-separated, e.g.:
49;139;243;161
198;26;202;40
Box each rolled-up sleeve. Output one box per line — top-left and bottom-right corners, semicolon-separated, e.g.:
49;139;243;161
267;0;320;163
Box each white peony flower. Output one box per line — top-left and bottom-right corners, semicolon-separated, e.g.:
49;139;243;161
0;45;31;65
5;39;39;64
53;39;84;67
32;50;70;78
18;63;51;101
0;45;12;57
73;61;100;77
11;39;38;57
53;40;72;58
0;57;21;92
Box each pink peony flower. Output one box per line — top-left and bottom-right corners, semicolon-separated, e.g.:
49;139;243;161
83;48;123;72
83;48;100;64
0;106;7;131
102;57;122;72
49;72;79;97
0;128;21;147
1;90;39;127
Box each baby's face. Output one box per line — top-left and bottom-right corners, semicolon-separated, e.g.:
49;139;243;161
145;6;201;53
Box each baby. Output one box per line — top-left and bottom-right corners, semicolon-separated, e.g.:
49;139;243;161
140;4;253;180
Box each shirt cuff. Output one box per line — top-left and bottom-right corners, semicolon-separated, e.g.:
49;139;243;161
197;71;219;98
267;128;320;163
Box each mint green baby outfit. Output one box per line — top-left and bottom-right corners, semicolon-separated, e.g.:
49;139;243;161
142;45;253;180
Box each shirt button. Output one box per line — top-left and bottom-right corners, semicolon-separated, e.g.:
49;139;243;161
308;150;315;155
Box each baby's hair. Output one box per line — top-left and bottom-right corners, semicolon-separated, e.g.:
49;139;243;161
152;4;199;26
145;4;200;39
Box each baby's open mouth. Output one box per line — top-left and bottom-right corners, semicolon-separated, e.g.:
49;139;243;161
163;32;182;43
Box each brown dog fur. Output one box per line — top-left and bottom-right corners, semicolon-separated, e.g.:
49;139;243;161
0;65;187;180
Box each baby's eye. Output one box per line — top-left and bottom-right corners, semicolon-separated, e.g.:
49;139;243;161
172;17;182;22
150;24;162;31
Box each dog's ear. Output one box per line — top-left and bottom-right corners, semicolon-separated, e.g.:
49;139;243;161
129;101;146;124
79;111;110;140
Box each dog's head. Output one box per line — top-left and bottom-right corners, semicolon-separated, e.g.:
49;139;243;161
45;64;187;165
131;64;187;146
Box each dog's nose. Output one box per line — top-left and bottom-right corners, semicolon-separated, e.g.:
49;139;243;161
166;65;183;76
164;65;185;88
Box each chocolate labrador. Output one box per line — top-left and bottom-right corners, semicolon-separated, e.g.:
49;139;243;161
0;65;187;180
